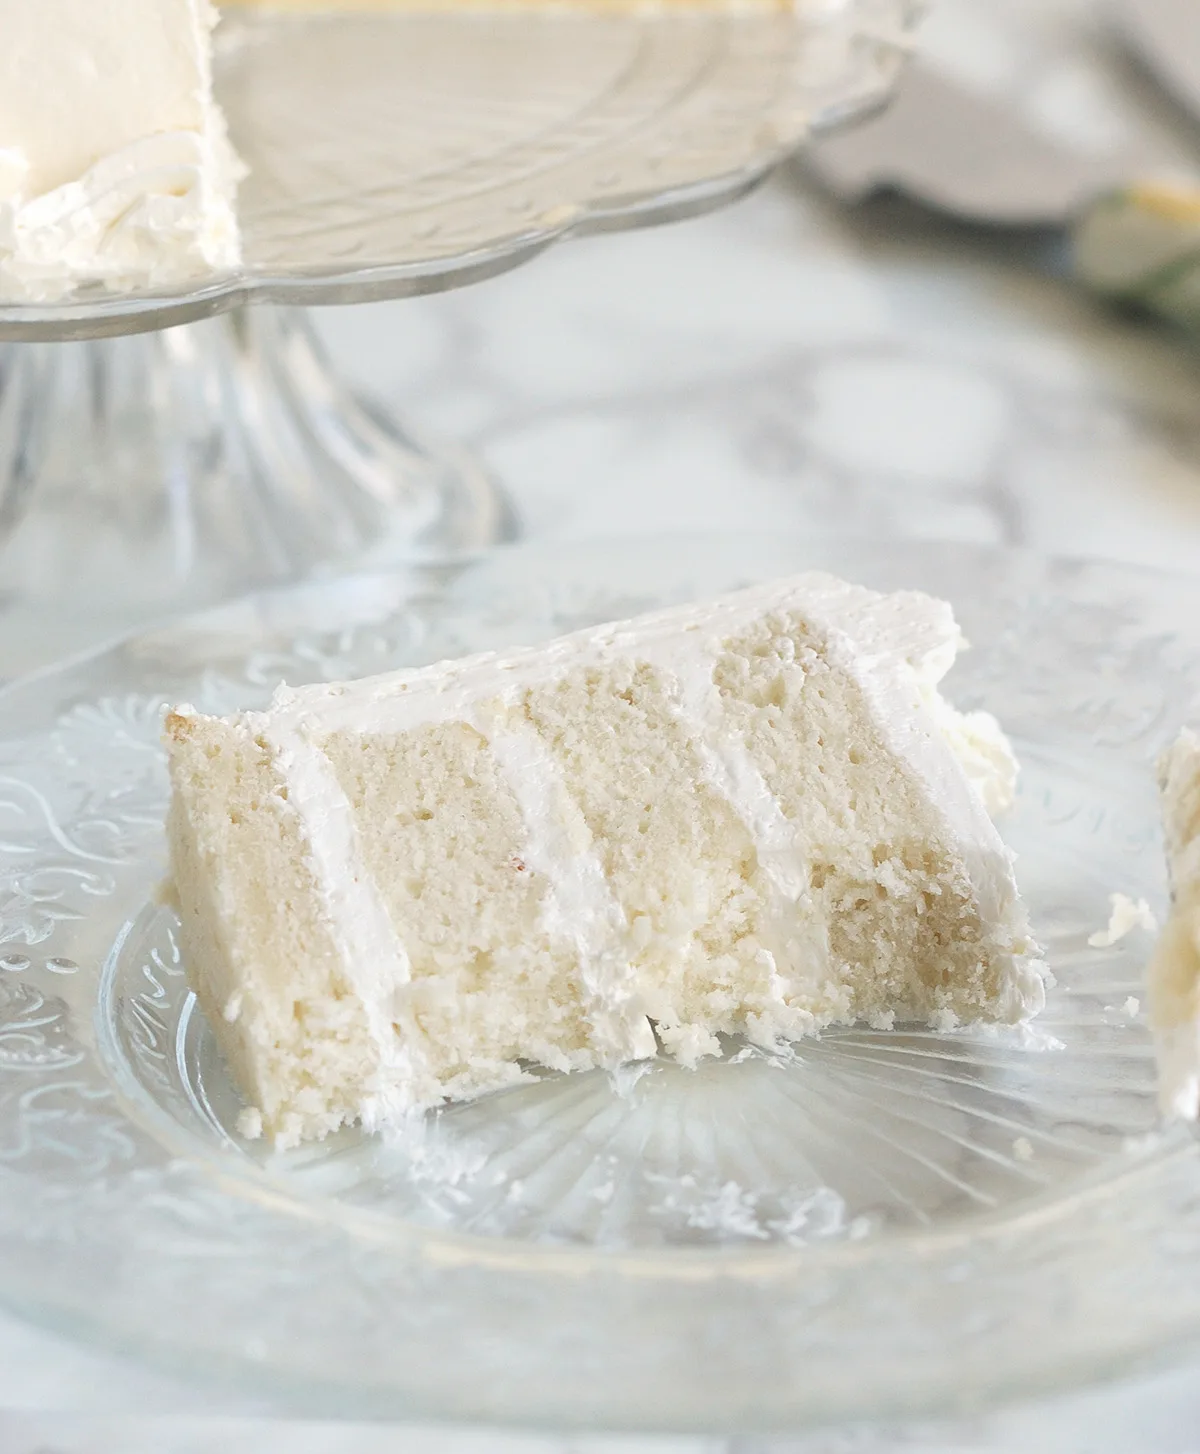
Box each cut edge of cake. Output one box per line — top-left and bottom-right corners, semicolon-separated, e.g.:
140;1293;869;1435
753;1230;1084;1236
166;572;1046;1148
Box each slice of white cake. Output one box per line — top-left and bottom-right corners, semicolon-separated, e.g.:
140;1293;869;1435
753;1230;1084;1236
1148;728;1200;1119
166;572;1045;1148
0;0;241;300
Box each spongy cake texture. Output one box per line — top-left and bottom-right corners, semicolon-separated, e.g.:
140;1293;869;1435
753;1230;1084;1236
166;572;1045;1146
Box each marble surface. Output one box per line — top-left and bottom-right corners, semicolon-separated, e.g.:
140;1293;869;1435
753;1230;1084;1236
9;0;1200;1443
327;178;1200;576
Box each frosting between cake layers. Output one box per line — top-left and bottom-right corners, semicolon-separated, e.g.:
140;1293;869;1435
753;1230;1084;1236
0;0;242;301
477;712;658;1061
241;573;1044;1077
648;632;812;906
254;707;438;1123
636;630;827;1036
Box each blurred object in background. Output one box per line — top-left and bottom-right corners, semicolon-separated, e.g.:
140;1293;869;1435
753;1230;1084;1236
1074;182;1200;329
1120;0;1200;123
807;0;1200;335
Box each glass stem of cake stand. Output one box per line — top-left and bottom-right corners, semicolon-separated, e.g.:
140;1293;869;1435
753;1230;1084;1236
0;306;515;678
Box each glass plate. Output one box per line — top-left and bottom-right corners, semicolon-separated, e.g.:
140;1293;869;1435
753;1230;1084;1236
0;2;915;340
1;533;1198;1432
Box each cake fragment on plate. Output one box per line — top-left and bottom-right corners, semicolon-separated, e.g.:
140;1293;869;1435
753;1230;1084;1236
1148;728;1200;1119
0;0;242;301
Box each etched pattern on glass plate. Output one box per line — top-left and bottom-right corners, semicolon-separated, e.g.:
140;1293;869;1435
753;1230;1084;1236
0;536;1198;1430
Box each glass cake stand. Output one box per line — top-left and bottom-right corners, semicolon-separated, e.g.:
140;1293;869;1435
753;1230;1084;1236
0;532;1198;1433
0;2;915;678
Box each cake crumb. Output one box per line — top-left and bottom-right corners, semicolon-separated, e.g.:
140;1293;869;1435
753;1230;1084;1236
223;991;243;1023
1012;1136;1034;1162
1088;893;1158;947
236;1106;263;1141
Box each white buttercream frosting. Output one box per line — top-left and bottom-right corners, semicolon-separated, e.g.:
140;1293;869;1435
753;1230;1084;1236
649;632;812;906
0;1;242;301
231;572;1044;1098
640;631;824;1037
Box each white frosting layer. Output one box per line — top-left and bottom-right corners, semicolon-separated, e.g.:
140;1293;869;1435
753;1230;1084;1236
476;710;657;1061
252;705;436;1125
0;1;241;301
638;630;823;1039
650;633;811;906
214;572;1045;1112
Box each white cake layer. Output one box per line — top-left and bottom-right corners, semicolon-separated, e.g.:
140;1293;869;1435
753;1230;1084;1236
0;0;241;299
167;572;1046;1146
1149;728;1200;1119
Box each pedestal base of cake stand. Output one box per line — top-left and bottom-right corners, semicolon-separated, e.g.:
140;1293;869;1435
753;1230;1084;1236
0;306;514;678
